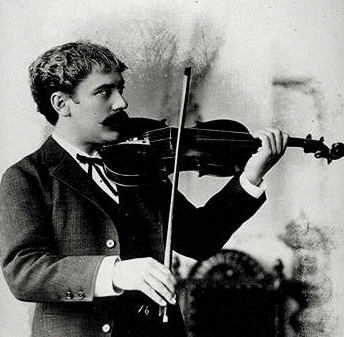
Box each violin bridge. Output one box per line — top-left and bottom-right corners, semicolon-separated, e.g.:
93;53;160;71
125;138;150;145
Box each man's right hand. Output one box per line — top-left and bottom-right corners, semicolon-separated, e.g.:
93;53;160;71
111;257;177;306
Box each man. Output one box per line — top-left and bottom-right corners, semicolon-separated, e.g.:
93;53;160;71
0;41;288;337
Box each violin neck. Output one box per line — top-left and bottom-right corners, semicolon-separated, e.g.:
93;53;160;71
286;136;329;156
287;137;308;148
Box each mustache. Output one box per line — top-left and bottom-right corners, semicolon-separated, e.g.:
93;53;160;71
101;110;129;127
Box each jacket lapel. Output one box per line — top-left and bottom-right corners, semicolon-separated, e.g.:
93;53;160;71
41;136;113;208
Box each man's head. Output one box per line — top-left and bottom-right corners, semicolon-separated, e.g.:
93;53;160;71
29;41;130;151
29;41;127;126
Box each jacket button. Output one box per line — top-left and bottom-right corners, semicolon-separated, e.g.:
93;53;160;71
65;290;73;299
106;239;115;248
102;323;111;333
77;291;85;299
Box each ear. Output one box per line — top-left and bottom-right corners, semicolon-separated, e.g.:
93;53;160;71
50;92;71;117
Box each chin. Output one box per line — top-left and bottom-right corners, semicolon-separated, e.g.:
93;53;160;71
100;131;122;144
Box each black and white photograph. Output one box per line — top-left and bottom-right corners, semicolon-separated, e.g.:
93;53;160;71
1;1;344;336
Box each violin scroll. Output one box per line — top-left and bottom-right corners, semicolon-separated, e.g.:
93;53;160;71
329;142;344;162
289;134;344;164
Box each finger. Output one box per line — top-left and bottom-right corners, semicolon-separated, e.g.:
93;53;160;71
140;282;168;306
282;131;289;151
267;128;290;154
144;274;176;305
147;258;177;287
255;130;275;155
147;263;176;300
266;128;283;154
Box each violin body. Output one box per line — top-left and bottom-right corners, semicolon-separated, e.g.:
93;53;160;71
98;117;344;187
98;118;261;186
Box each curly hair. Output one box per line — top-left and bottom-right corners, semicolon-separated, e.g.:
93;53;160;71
29;41;127;125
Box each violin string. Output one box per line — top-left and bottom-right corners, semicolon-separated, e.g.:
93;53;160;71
144;127;253;136
147;138;257;143
144;128;255;143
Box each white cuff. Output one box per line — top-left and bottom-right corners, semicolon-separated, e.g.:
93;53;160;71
95;256;124;297
239;173;265;199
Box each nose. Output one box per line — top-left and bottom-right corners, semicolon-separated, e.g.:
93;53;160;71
111;91;128;111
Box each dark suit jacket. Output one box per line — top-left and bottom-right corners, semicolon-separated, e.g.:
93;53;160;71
0;137;265;337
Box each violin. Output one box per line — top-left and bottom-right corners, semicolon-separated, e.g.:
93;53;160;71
98;116;344;187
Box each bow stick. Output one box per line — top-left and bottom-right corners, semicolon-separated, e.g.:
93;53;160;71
160;67;192;323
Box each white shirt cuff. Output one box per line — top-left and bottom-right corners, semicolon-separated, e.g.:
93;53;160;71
239;173;265;199
95;256;124;297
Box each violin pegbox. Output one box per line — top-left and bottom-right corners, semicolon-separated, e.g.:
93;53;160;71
288;133;344;164
306;135;329;160
301;134;330;163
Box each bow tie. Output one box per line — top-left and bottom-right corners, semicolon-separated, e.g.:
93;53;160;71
76;154;103;166
76;154;118;197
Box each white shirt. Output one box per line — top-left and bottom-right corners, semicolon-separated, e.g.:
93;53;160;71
52;133;265;297
52;133;119;203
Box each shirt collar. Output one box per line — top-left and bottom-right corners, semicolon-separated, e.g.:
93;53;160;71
52;133;100;163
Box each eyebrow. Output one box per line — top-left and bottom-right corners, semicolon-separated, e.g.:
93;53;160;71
92;79;125;94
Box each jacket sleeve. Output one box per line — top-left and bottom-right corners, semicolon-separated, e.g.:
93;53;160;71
170;175;266;260
0;164;105;303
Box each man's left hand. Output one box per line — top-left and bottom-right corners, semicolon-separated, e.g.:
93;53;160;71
243;128;289;186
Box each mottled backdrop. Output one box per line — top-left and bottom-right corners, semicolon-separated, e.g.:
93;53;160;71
1;1;344;336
